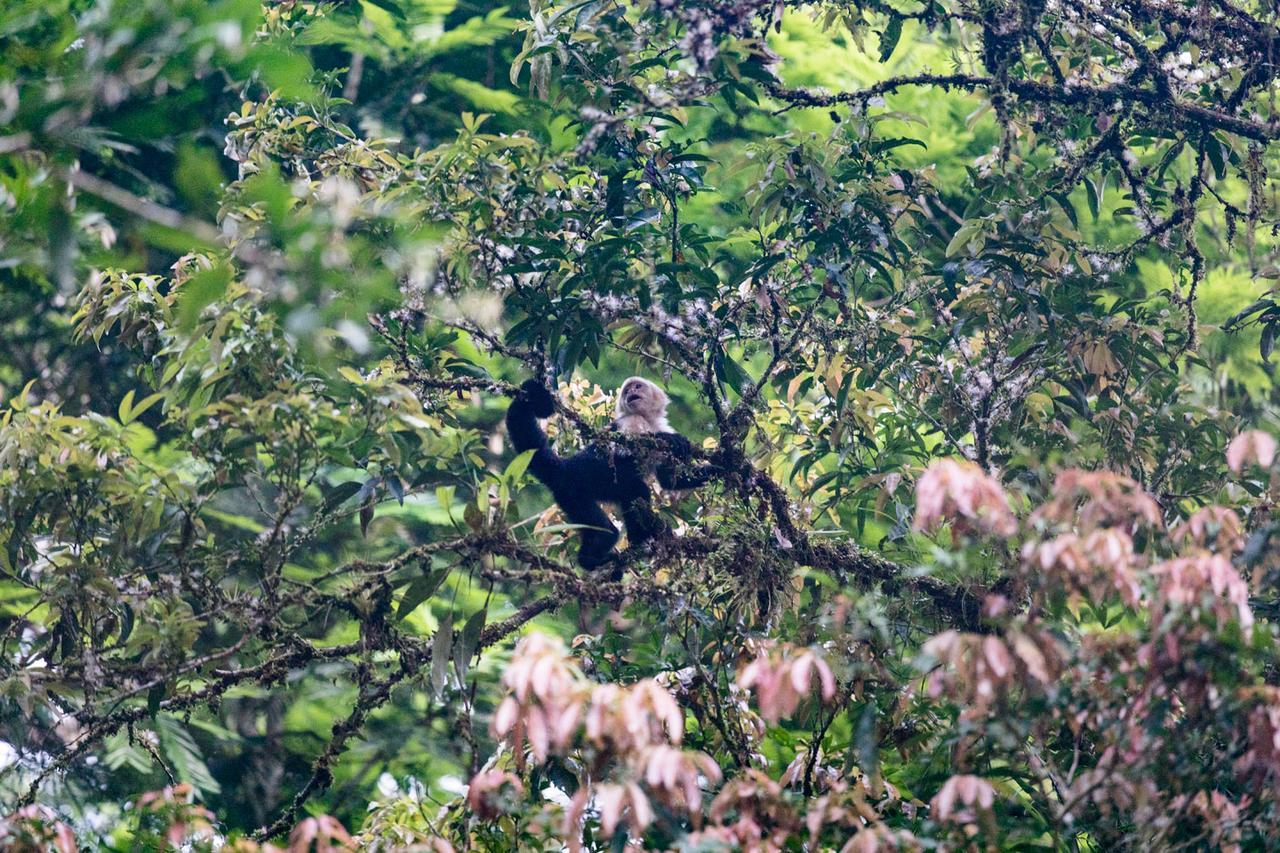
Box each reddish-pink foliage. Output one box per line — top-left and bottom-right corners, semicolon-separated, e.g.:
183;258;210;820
737;642;838;724
0;805;77;853
1227;429;1277;474
913;459;1017;538
929;774;996;824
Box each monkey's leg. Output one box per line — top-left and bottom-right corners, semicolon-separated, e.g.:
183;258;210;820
558;493;620;569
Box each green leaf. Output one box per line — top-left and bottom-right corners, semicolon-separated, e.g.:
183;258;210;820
248;45;316;100
147;683;165;719
120;390;165;426
714;351;753;395
454;607;486;684
1085;174;1104;220
104;731;152;774
431;612;454;697
878;14;903;63
117;389;136;425
363;0;407;19
386;475;406;505
1223;297;1273;330
321;480;364;513
871;137;925;153
117;604;134;646
856;701;880;788
177;264;231;332
505;449;536;483
626;207;662;232
434;74;522;114
174;143;226;211
436;485;458;521
360;492;376;536
130;391;165;422
1049;192;1079;228
1206;135;1227;180
945;223;979;257
397;566;450;620
156;714;221;796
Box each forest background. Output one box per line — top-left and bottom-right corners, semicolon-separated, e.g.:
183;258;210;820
5;0;1280;849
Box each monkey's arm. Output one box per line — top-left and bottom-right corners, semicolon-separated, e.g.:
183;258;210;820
506;380;556;452
652;432;720;490
506;379;568;489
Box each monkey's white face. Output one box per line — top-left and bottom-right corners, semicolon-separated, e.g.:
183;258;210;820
616;377;669;424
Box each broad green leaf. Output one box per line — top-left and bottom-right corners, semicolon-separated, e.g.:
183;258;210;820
878;14;903;62
396;566;450;620
504;449;536;482
454;607;486;684
431;612;454;697
177;264;231;332
156;714;221;796
321;480;364;513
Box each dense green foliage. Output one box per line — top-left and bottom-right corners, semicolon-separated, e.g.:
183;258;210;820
5;0;1280;849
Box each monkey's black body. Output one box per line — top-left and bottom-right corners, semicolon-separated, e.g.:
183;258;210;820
506;380;713;568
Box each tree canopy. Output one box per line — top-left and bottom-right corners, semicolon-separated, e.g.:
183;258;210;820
5;0;1280;849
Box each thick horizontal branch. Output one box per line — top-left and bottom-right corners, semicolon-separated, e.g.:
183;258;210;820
765;74;1280;142
66;169;223;243
746;459;987;630
806;540;989;629
65;167;279;268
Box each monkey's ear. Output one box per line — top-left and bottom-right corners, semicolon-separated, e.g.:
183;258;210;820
520;379;555;417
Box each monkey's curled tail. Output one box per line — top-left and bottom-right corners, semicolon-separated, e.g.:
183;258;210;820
505;379;566;491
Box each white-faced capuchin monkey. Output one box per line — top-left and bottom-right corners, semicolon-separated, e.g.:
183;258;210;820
505;376;716;568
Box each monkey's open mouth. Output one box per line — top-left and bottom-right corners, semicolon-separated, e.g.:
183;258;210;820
627;394;642;404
